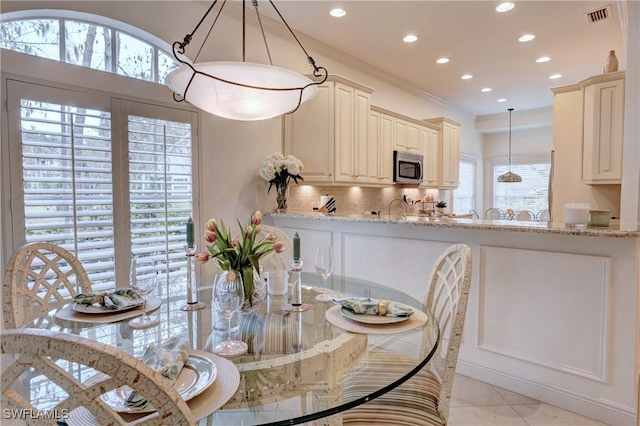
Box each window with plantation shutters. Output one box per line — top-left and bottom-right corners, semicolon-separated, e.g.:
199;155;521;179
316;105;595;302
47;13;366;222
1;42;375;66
5;79;197;291
128;115;193;283
492;161;551;213
453;158;476;215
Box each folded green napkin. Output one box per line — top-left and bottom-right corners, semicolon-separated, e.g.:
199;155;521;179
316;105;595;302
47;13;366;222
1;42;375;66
125;336;190;408
333;297;414;317
73;288;143;310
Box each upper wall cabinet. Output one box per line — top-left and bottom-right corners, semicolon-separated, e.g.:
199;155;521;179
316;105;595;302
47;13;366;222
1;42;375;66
283;75;374;184
424;117;461;189
581;72;625;184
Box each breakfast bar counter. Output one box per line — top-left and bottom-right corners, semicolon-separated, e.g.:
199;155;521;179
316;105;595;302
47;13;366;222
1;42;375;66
266;211;639;426
267;211;640;238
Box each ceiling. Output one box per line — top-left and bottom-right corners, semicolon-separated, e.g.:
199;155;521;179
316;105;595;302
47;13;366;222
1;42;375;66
254;0;624;117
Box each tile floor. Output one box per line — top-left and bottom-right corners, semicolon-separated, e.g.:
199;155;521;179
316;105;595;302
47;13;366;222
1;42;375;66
209;373;611;425
448;374;609;426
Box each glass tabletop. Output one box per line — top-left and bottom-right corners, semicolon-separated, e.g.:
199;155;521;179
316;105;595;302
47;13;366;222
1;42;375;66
20;272;439;426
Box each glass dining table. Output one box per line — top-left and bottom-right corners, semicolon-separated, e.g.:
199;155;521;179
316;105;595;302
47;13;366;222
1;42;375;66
19;272;439;426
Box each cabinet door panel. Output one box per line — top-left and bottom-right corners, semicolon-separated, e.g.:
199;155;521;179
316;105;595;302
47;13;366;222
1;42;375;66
283;84;333;182
393;118;407;150
582;78;624;183
354;89;371;181
380;115;394;184
407;123;420;151
334;83;355;182
368;111;380;182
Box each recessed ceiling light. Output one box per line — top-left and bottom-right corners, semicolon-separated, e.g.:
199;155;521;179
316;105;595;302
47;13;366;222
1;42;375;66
461;74;473;80
436;57;450;64
329;8;347;17
549;74;563;79
496;2;515;12
497;98;507;102
518;34;536;42
403;34;418;43
536;56;551;63
481;88;492;92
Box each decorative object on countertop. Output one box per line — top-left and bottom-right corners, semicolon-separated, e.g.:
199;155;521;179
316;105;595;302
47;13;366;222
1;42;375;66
505;208;515;219
196;211;284;311
319;194;336;214
497;108;522;183
436;200;447;213
588;209;611;227
604;50;619;73
165;0;327;121
260;152;304;212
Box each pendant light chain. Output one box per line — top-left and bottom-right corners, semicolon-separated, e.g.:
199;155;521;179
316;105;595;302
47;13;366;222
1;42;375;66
253;0;274;65
508;107;513;172
268;0;323;76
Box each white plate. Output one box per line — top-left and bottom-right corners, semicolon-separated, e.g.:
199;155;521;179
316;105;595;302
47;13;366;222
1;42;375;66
340;306;412;324
95;353;217;413
73;301;143;314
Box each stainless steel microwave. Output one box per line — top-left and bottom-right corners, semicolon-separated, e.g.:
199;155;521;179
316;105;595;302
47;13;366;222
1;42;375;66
393;150;424;184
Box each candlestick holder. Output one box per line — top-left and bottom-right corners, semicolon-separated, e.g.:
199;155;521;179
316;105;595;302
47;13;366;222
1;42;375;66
181;244;206;311
283;259;310;312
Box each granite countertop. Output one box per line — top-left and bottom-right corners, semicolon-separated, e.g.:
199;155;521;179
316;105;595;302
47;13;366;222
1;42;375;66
267;211;640;238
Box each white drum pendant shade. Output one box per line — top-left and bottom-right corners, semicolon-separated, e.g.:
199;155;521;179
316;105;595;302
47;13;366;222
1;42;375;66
166;62;318;121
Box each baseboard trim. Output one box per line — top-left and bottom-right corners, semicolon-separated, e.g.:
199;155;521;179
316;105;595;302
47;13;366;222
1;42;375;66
456;360;637;426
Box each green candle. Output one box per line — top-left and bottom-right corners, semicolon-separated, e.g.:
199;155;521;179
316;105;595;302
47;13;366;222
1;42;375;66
293;232;300;260
186;217;194;246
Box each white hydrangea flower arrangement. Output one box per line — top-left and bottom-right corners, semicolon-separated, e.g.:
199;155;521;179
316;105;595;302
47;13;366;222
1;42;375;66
259;153;304;211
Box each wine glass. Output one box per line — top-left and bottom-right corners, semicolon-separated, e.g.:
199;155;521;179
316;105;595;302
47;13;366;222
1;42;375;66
213;272;248;356
129;257;159;329
314;246;337;302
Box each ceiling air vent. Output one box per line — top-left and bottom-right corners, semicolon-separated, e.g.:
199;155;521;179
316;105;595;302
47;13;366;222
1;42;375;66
584;5;612;23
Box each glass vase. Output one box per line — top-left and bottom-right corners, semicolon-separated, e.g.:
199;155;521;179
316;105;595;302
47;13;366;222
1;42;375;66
275;184;289;212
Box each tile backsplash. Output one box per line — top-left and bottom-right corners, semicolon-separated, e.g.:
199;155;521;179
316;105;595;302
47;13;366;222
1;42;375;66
285;185;449;216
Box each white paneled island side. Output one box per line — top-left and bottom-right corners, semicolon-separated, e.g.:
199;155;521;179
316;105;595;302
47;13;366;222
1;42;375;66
266;212;639;426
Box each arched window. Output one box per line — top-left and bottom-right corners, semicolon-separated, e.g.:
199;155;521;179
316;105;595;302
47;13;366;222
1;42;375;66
0;10;179;84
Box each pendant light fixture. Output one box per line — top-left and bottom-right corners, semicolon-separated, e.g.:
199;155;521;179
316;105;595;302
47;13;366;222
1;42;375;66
165;0;328;121
497;108;522;183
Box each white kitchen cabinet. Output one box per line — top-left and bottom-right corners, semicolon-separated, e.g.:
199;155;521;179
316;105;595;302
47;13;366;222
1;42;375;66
581;72;625;184
367;109;394;184
283;82;334;183
424;117;461;189
420;124;441;188
284;75;373;185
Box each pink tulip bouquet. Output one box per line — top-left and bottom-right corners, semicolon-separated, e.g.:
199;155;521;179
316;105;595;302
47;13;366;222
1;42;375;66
196;211;284;305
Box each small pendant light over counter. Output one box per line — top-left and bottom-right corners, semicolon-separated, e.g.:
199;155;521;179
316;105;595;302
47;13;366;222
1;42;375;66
497;108;522;183
165;0;328;121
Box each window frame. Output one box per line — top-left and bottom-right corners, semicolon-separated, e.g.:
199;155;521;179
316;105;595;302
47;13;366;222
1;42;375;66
2;74;201;289
453;153;477;215
0;9;178;84
486;154;551;215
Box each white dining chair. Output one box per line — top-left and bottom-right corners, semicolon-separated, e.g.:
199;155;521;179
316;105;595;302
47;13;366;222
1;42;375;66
484;208;505;220
255;224;293;271
2;242;93;329
514;210;535;221
1;328;195;425
537;209;551;222
342;243;473;425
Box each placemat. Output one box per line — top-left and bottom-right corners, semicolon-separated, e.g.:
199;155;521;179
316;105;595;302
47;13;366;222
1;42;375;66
325;304;428;334
66;349;240;424
54;296;162;324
